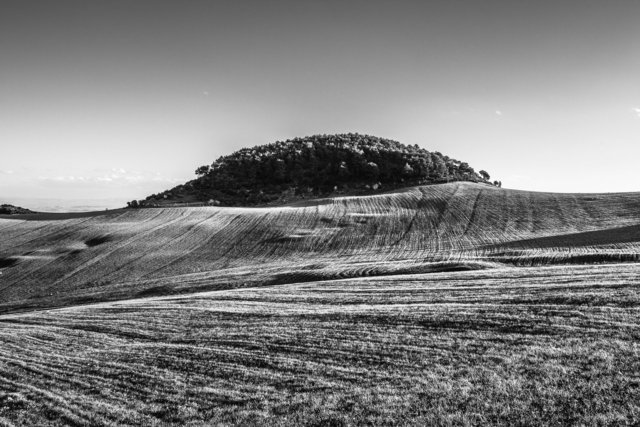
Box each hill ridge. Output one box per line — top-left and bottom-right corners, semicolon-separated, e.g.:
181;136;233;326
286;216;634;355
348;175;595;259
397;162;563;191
134;133;497;207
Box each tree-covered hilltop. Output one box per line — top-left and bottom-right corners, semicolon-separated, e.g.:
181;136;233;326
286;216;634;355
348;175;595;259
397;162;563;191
134;133;498;207
0;204;36;215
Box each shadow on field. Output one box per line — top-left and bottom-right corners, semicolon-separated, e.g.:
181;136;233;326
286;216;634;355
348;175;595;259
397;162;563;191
489;224;640;250
84;235;112;247
487;252;640;267
0;257;19;268
266;262;493;286
136;285;173;297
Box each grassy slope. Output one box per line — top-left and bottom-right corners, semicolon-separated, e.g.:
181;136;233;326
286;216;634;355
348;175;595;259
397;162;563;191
1;182;640;425
1;182;640;313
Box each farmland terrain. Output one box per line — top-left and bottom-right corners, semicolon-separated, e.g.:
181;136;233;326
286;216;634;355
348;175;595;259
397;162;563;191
1;182;640;425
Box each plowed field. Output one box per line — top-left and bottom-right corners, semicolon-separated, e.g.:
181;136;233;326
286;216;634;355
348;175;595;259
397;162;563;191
1;182;639;425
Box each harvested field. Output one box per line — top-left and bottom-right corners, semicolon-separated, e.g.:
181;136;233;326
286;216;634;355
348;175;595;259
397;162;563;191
1;182;640;425
2;182;640;313
1;264;639;425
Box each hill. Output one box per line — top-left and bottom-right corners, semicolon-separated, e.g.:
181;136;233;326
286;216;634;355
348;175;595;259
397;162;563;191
0;204;35;215
135;133;496;207
2;182;639;314
1;182;640;425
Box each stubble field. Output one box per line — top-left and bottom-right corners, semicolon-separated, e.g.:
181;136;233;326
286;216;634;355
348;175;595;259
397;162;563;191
1;182;639;425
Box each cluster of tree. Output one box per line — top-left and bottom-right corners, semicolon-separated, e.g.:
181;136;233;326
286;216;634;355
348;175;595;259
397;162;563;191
0;204;35;215
131;133;496;207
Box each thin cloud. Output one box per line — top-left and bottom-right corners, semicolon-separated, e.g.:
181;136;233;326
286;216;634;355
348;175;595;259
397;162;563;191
495;110;503;116
37;169;181;186
633;107;640;118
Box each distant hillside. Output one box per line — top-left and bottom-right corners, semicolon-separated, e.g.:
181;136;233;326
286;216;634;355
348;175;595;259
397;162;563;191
3;181;640;314
0;204;35;215
134;133;498;207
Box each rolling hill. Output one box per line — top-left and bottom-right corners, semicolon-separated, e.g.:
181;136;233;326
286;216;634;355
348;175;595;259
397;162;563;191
1;182;640;313
135;133;495;207
1;182;640;425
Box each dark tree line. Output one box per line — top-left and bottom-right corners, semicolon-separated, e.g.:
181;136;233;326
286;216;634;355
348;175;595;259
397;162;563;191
0;204;35;215
134;134;496;207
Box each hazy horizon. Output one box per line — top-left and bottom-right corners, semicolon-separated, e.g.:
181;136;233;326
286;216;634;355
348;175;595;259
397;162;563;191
2;0;640;211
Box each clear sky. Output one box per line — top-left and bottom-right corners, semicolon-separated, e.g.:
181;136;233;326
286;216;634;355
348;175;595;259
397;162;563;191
2;0;640;211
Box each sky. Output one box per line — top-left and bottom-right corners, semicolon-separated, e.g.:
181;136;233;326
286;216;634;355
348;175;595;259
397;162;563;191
1;0;640;211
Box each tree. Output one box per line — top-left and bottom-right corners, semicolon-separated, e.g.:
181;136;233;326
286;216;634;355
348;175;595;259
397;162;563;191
479;170;490;181
432;155;448;179
364;161;379;180
195;165;210;176
337;161;350;180
415;154;432;177
273;158;286;182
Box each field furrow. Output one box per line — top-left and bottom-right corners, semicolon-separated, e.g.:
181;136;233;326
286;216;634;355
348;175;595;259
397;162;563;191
3;182;640;313
1;263;639;425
